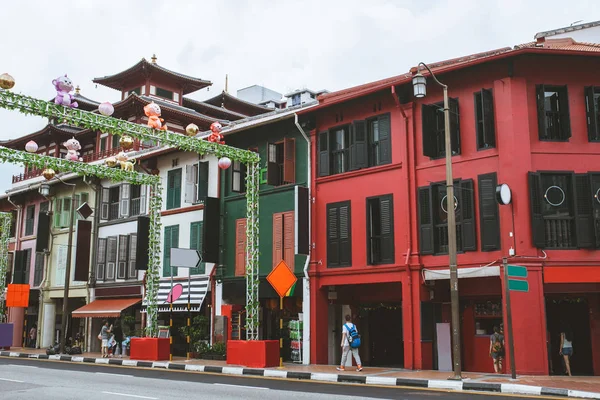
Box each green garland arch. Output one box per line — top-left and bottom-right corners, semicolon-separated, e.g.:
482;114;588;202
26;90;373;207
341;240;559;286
0;212;11;323
0;89;261;340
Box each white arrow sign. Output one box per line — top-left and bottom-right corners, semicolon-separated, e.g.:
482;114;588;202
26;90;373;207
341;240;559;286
170;248;203;269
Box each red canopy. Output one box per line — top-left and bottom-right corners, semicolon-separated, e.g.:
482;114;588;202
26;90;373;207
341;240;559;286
72;298;141;318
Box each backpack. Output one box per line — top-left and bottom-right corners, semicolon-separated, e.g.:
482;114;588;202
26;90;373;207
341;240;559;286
492;333;503;353
345;324;361;348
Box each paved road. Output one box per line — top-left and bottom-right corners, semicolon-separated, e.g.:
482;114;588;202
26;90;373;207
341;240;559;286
0;357;536;399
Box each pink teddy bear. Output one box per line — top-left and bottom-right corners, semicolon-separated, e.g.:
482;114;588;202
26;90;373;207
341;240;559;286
52;74;78;108
63;137;82;161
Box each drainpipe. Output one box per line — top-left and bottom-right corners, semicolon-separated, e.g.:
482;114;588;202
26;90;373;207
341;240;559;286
294;113;311;365
7;196;22;251
83;176;99;352
38;211;55;348
391;86;415;369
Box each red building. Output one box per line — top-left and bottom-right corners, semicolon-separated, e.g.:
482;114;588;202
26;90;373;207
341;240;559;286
304;37;600;375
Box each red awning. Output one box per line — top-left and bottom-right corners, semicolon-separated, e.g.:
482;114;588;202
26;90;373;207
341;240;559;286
72;298;141;318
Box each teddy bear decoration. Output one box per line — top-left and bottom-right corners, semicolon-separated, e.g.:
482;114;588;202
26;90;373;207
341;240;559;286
63;137;82;161
206;121;225;145
52;75;78;108
115;151;136;172
144;102;167;131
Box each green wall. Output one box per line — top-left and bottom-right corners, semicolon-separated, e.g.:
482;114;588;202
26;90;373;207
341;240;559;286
222;119;308;280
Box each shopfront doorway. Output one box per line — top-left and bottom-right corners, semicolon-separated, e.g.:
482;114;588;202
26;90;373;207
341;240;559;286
546;297;593;376
361;304;403;367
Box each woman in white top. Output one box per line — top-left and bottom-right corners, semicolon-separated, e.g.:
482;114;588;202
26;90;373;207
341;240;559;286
559;328;573;376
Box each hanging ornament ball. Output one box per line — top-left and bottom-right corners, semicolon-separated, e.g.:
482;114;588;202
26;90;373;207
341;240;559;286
25;140;38;153
119;135;134;150
42;168;56;180
105;156;118;168
218;157;232;170
98;101;114;116
0;73;15;90
185;123;199;137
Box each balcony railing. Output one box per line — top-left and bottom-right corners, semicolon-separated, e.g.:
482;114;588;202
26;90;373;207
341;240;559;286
544;216;575;248
11;143;158;183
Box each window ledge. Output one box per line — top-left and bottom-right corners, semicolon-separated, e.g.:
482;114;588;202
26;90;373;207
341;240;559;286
316;162;401;184
161;203;205;217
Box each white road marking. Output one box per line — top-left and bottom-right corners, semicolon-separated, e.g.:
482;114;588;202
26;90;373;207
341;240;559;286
95;372;133;377
213;383;268;390
8;364;38;368
0;378;25;383
101;391;157;399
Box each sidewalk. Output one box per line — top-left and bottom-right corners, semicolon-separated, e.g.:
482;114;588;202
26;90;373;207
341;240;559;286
2;348;600;399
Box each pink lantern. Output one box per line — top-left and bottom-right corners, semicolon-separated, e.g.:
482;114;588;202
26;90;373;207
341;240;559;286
25;140;38;153
98;101;114;116
218;157;232;170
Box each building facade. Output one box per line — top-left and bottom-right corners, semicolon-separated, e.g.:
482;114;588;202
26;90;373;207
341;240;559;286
304;38;600;375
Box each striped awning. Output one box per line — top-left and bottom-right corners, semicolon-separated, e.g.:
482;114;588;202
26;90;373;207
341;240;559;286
142;276;209;313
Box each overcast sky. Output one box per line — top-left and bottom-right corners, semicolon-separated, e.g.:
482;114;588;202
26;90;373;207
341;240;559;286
0;0;598;192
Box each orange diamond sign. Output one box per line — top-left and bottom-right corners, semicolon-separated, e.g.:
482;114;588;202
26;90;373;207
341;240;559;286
267;260;297;298
6;284;30;308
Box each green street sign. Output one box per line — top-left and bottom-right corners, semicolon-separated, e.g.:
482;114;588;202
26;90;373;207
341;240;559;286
508;279;529;292
507;265;527;278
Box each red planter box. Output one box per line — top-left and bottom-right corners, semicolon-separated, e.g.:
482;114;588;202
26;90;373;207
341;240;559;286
227;340;279;368
129;338;170;361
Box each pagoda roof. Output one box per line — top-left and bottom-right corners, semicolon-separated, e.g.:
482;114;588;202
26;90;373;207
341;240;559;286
0;123;94;148
93;58;212;95
203;91;271;117
182;97;248;120
111;94;230;127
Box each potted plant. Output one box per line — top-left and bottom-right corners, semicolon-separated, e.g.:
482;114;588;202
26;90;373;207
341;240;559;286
210;342;227;360
178;315;209;358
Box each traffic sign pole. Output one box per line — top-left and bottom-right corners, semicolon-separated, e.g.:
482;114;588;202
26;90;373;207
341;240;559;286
503;257;517;379
279;296;284;368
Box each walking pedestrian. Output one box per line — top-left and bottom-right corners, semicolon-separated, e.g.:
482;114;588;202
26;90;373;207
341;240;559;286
560;327;574;376
28;325;37;348
489;326;504;373
112;321;124;358
336;314;363;372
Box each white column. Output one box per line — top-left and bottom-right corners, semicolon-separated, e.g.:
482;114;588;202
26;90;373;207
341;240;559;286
41;302;56;348
302;278;310;364
215;281;223;316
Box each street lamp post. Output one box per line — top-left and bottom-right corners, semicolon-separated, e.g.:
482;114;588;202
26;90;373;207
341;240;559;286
413;62;462;380
41;177;76;354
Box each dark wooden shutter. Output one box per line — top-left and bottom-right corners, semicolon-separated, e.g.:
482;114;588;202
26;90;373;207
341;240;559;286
528;172;546;248
585;86;598;141
117;234;129;279
241;163;247;193
339;202;351;266
120;183;130;217
197;162;209;203
235;219;247;276
574;173;594;248
326;205;340;267
135;216;150;270
318;131;329;176
267;143;280;185
12;250;26;284
167;169;182;209
449;97;461;155
74;220;92;281
273;213;283;268
378;114;391;165
202;197;220;264
189;221;205;275
106;236;117;280
350;120;367;170
128;234;137;279
33;253;44;287
163;225;179;277
478;173;500;251
283;211;295;272
96;237;107;280
418;186;434;254
422;104;437;157
592;173;600;248
460;179;476;251
379;195;395;264
481;89;496;148
100;188;109;220
558;86;571;139
36;212;50;253
536;85;547;139
283;137;296;183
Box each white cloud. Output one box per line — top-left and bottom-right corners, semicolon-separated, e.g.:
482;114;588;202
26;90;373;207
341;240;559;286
0;0;598;191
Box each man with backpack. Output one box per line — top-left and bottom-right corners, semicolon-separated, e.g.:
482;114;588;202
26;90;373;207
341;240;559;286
489;326;505;373
337;314;363;372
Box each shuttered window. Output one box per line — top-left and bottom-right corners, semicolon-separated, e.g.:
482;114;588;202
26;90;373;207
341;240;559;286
536;85;571;141
591;173;600;248
33;252;44;287
189;221;205;275
422;98;460;158
166;168;182;210
474;89;496;150
232;161;246;193
235;218;247;276
367;194;395;265
584;86;600;142
106;236;117;280
117;235;129;279
128;234;137;279
24;205;35;236
272;211;295;272
417;179;476;255
163;225;179;277
267;138;296;186
96;237;107;281
326;201;351;268
478;173;500;251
